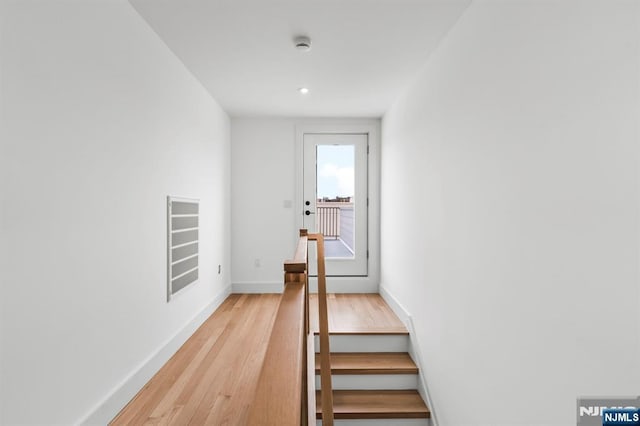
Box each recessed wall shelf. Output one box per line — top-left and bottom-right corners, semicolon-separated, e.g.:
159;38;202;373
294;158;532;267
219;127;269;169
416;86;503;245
167;196;199;301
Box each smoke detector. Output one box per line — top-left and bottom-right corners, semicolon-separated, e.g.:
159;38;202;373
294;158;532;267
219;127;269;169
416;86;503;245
294;36;312;52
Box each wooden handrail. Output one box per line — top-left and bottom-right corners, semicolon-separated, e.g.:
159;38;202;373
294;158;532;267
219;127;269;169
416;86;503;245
284;230;307;273
246;281;306;425
308;233;334;425
246;229;334;425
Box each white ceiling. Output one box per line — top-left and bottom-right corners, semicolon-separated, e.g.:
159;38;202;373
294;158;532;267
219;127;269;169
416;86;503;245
130;0;471;117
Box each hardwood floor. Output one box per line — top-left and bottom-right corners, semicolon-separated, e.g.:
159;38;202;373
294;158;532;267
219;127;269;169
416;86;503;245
110;294;280;426
310;293;407;334
110;293;405;425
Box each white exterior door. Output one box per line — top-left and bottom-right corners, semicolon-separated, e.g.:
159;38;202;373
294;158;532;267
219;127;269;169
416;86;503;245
303;133;368;276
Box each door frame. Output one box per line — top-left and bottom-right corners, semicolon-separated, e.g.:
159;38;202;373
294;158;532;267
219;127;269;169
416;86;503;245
295;120;380;293
303;133;368;277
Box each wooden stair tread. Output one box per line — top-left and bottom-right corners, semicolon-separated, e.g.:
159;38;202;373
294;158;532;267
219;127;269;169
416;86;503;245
315;352;418;375
316;390;430;419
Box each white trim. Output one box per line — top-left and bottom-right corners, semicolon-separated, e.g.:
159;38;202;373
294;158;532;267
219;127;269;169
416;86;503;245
231;278;378;294
405;317;438;426
171;265;199;281
379;286;439;426
317;419;429;426
379;286;410;323
77;284;232;426
318;373;418;390
171;252;198;265
294;119;381;291
169;196;200;203
171;240;200;250
307;276;378;293
171;227;199;234
231;281;284;293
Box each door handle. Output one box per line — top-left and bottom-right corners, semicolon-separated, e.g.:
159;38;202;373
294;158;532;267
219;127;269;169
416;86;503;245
305;210;315;216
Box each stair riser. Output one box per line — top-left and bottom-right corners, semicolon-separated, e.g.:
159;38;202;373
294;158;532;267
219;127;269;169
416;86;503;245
316;374;418;390
315;334;409;353
317;419;430;426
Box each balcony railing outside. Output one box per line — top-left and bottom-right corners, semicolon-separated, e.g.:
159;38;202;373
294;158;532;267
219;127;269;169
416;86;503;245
317;202;354;254
317;206;340;238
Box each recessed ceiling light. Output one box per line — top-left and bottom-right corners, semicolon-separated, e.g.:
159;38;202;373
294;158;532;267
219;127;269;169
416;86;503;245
298;87;309;94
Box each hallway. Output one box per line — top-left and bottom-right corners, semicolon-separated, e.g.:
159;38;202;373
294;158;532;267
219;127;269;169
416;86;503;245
2;1;639;425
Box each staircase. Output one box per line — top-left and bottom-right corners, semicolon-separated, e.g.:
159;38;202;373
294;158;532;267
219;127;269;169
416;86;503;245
251;231;428;425
314;331;430;425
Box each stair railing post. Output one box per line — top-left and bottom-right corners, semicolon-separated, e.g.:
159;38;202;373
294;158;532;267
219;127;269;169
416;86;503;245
309;232;334;426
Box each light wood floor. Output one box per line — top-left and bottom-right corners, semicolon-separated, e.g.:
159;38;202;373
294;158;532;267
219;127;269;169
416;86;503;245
111;293;405;425
310;293;407;334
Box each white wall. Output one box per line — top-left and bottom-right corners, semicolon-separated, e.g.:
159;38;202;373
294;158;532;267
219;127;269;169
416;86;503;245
381;1;640;425
231;118;380;293
231;119;297;292
0;1;230;424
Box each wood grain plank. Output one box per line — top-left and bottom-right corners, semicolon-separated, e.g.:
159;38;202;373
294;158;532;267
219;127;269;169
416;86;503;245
208;295;278;425
307;334;317;426
111;295;239;425
169;295;268;425
314;352;418;375
284;235;308;273
245;283;306;426
110;294;280;426
310;233;334;426
111;293;411;425
309;294;407;334
316;390;430;419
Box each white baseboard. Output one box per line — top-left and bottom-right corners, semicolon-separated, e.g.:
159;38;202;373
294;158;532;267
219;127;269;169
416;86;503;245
379;286;410;323
232;278;378;294
307;276;379;293
77;284;232;426
379;286;439;426
232;281;283;293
